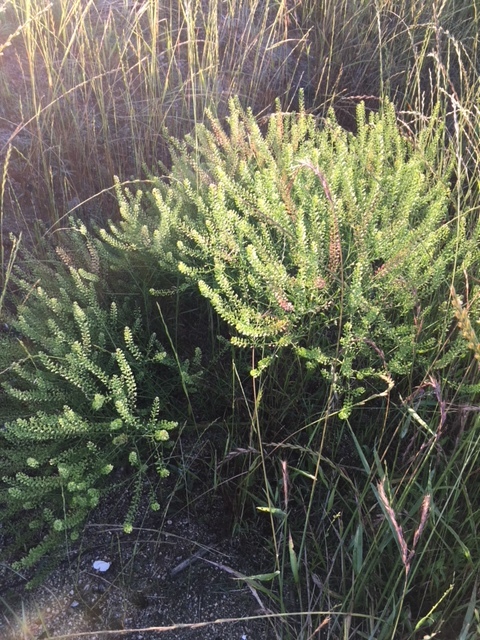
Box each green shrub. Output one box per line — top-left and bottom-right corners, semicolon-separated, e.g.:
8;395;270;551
0;221;200;581
105;97;465;421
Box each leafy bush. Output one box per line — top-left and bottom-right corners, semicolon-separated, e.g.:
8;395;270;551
105;97;465;420
0;221;200;580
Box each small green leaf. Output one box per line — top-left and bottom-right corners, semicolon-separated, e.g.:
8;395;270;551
288;532;300;585
92;394;105;410
234;570;280;583
256;506;286;518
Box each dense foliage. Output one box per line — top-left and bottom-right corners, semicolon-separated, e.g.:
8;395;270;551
105;98;467;416
1;94;480;635
0;221;199;579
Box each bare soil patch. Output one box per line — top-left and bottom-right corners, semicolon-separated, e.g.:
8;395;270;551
0;463;277;640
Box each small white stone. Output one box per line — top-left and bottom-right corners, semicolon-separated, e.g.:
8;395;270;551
92;560;111;572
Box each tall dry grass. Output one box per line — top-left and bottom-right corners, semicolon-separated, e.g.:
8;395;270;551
0;0;477;234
